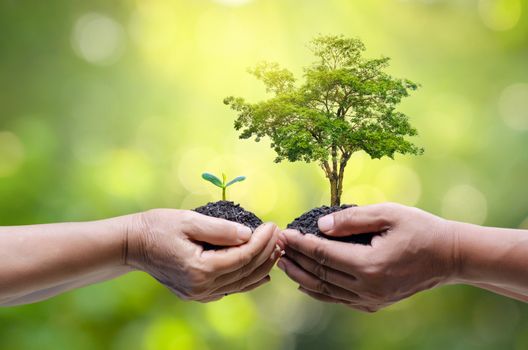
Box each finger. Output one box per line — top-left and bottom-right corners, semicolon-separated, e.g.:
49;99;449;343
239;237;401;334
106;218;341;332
197;295;224;303
214;243;281;286
284;245;360;293
212;253;278;295
277;257;361;303
318;203;397;237
236;275;271;293
297;287;349;305
204;275;271;302
280;229;370;274
201;223;278;275
346;304;380;313
182;211;253;246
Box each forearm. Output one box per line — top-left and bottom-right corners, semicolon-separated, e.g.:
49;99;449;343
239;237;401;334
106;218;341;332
0;215;133;305
453;221;528;295
1;266;131;306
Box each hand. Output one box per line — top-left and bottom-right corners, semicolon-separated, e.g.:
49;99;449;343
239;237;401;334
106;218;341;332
126;209;280;302
278;203;457;312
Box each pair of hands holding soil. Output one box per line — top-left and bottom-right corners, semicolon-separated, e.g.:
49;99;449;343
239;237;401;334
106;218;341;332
2;202;527;308
125;203;459;312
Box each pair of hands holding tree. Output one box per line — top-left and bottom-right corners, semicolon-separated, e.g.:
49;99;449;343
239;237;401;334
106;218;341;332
124;202;459;312
130;202;528;312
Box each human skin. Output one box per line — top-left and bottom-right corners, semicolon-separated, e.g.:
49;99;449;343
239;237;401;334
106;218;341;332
278;203;528;313
0;209;280;306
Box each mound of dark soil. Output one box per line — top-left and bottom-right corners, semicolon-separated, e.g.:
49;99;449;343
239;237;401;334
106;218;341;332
194;201;263;249
287;205;374;245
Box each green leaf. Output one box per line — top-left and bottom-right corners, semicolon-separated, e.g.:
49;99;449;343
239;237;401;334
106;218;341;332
202;173;223;188
225;176;246;187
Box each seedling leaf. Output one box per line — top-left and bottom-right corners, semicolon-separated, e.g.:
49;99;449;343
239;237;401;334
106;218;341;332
226;176;246;187
202;173;223;188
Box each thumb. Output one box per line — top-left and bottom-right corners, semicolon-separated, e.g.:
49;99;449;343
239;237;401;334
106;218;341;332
183;211;253;246
317;204;394;237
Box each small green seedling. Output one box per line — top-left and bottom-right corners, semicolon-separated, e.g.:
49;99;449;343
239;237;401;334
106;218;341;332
202;172;246;201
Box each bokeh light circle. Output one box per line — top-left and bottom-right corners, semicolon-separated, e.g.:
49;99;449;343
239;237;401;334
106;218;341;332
478;0;522;31
498;83;528;131
204;295;257;337
0;131;25;177
176;147;218;194
143;317;200;349
441;184;488;225
72;12;126;65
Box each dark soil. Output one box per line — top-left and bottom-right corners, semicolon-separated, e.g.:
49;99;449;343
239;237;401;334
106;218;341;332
287;205;375;245
194;201;263;249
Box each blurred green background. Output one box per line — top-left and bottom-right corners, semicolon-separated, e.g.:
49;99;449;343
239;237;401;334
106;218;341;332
1;0;528;349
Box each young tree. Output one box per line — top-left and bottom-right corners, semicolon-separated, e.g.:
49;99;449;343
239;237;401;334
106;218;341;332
224;35;423;206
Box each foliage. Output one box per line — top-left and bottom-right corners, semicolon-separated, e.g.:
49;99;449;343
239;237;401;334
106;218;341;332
225;35;423;205
202;172;246;201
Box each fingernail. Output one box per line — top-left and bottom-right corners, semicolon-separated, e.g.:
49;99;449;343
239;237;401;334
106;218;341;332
270;245;281;260
277;259;286;271
237;225;252;242
318;215;335;232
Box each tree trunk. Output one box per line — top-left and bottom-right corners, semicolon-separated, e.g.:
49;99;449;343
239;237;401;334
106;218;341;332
336;156;348;205
330;176;339;206
323;153;351;206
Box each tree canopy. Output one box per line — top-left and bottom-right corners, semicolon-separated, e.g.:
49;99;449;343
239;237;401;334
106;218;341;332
224;35;423;205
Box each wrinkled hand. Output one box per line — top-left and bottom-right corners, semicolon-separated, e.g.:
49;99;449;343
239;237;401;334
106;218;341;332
278;203;457;312
126;209;280;302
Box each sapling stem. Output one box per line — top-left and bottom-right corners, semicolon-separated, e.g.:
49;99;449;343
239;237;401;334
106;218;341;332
222;173;227;200
201;172;246;202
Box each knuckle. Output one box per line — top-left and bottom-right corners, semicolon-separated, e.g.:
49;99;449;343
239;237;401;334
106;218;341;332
362;261;382;279
361;255;387;279
315;280;331;295
184;264;212;294
313;263;328;281
378;202;401;222
188;284;208;296
312;244;328;265
238;251;253;266
234;265;251;281
189;272;208;288
179;210;197;226
235;279;247;292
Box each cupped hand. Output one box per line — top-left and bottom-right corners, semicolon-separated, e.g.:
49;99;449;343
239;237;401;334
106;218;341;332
278;203;458;312
126;209;280;302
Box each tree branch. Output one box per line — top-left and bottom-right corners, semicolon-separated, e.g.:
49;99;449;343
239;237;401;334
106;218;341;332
321;161;332;179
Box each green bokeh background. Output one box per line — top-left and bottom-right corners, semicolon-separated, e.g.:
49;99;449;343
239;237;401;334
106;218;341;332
1;0;528;349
